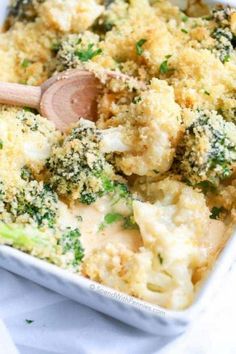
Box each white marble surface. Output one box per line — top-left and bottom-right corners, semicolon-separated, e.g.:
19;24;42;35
0;261;236;354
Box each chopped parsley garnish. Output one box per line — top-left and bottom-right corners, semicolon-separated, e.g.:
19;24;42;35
23;107;38;114
210;206;225;220
105;213;123;224
181;28;188;34
99;212;138;231
204;90;210;96
21;59;31;69
25;319;34;324
159;55;173;74
135;38;147;56
99;212;123;231
160;60;169;74
181;14;188;23
0;140;3;150
75;43;102;62
223;54;231;63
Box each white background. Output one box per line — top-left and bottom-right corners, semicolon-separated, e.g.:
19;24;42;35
1;262;236;354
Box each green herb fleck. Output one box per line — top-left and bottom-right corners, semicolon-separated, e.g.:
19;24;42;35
204;90;210;96
181;28;188;34
23;107;38;114
223;55;231;64
159;55;173;74
0;140;3;150
75;44;102;62
182;14;188;22
135;38;147;56
25;319;34;324
105;213;123;224
160;60;168;74
99;212;123;231
21;59;31;69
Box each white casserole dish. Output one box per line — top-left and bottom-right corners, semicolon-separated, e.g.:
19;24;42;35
0;0;236;336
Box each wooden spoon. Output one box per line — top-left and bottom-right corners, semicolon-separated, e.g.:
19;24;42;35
0;70;101;131
0;69;145;131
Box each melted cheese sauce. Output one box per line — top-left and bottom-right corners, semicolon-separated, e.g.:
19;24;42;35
72;198;142;255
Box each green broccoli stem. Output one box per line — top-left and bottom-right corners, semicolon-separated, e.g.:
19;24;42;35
0;223;84;270
0;223;55;254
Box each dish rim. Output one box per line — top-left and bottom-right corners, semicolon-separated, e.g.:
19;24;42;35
0;222;235;320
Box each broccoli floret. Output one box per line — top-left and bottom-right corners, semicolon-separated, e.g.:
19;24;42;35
212;27;234;63
55;33;102;72
0;222;84;270
92;1;117;36
21;166;32;181
212;6;235;26
211;7;236;63
9;180;59;228
60;228;84;267
0;178;85;270
47;119;128;205
175;110;236;186
0;222;57;256
7;0;44;25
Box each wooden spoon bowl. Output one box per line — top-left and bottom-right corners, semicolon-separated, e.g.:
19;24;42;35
0;69;145;131
40;70;101;131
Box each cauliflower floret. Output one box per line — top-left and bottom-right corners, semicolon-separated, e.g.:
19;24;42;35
83;178;213;310
126;248;195;310
82;243;134;293
133;179;210;248
118;79;181;176
0;107;59;193
130;178;210;309
7;0;44;25
39;0;104;33
98;79;181;176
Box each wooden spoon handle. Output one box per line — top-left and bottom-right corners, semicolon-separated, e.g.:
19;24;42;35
0;82;41;109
